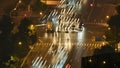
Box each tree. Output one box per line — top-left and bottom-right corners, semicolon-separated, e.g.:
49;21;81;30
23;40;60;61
18;18;31;35
18;0;31;11
0;15;14;56
14;17;37;58
0;15;15;67
94;45;115;55
22;0;31;5
31;0;47;13
106;5;120;44
0;15;14;36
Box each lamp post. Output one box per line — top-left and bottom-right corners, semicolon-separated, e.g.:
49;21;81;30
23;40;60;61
39;11;43;21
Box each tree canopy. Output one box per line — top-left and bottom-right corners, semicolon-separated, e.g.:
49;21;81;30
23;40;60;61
31;0;48;13
106;5;120;44
94;45;115;55
0;15;15;67
0;16;37;67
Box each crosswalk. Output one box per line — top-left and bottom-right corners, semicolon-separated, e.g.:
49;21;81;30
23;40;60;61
85;23;108;27
30;42;106;68
32;44;68;68
35;42;106;49
32;56;47;68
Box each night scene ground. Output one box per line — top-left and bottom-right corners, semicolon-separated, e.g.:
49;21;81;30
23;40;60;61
0;0;120;68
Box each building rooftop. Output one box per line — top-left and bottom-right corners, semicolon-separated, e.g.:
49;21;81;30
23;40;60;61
41;0;60;5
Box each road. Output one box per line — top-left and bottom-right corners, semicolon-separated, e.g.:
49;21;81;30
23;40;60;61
0;0;18;16
64;23;107;68
20;0;114;68
82;0;116;23
21;22;107;68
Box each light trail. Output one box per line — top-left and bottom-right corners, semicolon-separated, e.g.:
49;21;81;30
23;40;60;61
44;0;88;32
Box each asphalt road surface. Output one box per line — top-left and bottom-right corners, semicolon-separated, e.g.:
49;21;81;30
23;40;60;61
21;23;107;68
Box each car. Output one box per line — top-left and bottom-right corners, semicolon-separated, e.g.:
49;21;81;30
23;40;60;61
65;63;71;68
78;23;84;31
78;26;83;31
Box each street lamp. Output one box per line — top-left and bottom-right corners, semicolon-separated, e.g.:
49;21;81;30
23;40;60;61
88;59;92;63
106;15;110;19
29;24;35;31
13;8;17;11
18;41;22;45
102;61;106;64
40;12;43;15
39;12;43;21
19;0;22;3
28;24;36;36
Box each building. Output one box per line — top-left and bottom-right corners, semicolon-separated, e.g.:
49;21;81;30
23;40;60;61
40;0;60;5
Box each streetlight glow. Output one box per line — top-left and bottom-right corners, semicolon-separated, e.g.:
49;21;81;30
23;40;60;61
29;24;35;30
18;41;22;45
88;59;92;63
106;15;110;19
40;12;43;15
102;61;106;64
19;0;22;3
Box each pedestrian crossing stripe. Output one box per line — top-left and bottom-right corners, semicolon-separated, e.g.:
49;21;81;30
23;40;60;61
36;42;106;48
